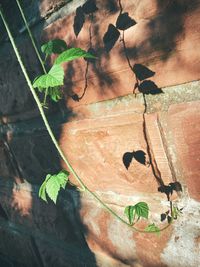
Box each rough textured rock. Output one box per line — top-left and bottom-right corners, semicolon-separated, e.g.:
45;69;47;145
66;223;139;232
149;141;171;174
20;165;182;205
0;222;40;267
167;101;200;201
0;0;200;266
0;140;16;178
59;98;172;195
8;130;61;184
42;0;200;109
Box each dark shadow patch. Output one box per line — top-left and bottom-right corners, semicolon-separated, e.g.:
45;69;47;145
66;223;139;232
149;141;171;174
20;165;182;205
148;0;200;60
133;150;147;165
85;47;97;63
71;47;97;101
71;60;89;102
0;2;98;267
161;212;168;222
73;0;98;37
138;80;163;95
158;181;182;201
122;152;134;170
122;150;147;169
72;13;97;102
82;0;98;15
117;0;200;62
104;0;119;14
116;12;136;31
63;61;75;96
0;253;14;267
133;64;155;81
103;24;120;53
71;93;80;102
73;6;85;37
0;203;8;220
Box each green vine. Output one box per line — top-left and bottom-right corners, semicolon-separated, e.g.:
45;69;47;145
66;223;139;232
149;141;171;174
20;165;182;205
0;2;182;234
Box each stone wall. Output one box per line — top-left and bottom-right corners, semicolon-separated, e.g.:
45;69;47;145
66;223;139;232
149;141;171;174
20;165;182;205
0;1;200;266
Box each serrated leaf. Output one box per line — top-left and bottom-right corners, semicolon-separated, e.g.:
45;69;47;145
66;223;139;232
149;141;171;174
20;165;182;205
41;39;67;55
45;175;59;203
124;205;136;224
54;48;96;65
46;170;69;204
145;223;160;235
134;202;149;219
39;174;51;202
33;65;64;89
57;170;70;189
39;170;69;204
124;202;149;224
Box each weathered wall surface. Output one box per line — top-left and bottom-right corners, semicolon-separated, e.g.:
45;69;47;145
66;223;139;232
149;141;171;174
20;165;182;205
0;0;200;266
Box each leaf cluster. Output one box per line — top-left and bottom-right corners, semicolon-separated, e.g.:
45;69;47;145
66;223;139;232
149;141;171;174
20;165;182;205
124;202;149;225
39;170;69;204
33;40;96;102
124;202;161;234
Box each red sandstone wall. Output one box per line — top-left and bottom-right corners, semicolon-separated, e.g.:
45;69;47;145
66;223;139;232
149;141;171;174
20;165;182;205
0;1;200;266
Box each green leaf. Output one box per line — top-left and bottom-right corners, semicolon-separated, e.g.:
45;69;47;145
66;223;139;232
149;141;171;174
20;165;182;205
46;170;69;204
57;170;70;189
124;202;149;224
48;87;62;102
39;174;51;202
145;223;160;235
172;206;180;219
33;65;64;89
41;39;67;55
39;170;69;204
124;206;136;224
54;48;96;65
134;202;149;219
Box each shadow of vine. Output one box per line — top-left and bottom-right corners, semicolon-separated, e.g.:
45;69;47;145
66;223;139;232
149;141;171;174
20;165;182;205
0;0;196;265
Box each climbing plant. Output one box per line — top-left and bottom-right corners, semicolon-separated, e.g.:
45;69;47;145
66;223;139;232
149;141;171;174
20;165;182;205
0;0;182;234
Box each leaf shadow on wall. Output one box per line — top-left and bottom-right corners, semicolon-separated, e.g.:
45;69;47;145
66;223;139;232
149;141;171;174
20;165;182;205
0;2;98;267
121;0;200;62
123;150;147;170
70;0;166;102
30;0;192;265
118;0;174;205
70;1;99;102
42;0;198;105
63;0;120;101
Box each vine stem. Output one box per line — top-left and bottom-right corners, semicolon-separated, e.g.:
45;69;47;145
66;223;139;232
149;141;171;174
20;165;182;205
0;7;171;234
0;7;85;191
43;86;49;106
88;190;172;233
15;0;46;74
15;0;48;105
